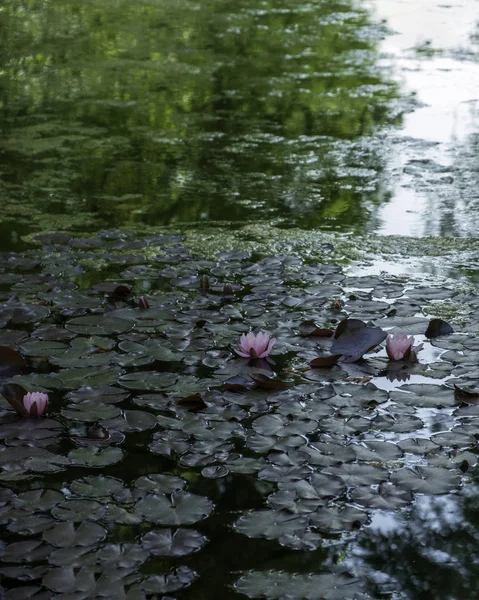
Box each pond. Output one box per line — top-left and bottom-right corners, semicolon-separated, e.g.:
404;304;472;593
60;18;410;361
1;1;479;599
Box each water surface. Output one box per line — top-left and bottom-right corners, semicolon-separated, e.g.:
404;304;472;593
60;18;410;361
0;0;401;246
2;2;479;599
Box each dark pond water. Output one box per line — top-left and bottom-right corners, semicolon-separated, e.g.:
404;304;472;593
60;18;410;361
2;1;479;599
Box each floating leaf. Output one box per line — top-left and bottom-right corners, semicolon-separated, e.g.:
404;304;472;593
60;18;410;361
133;474;186;495
425;318;454;338
100;409;158;432
324;463;388;487
69;476;127;500
309;505;368;533
453;383;479;403
43;521;107;548
65;315;132;336
141;528;206;556
234;510;310;542
235;570;367;600
252;375;288;391
310;354;341;368
0;346;27;376
135;565;197;594
390;384;457;408
177;394;207;412
134;491;214;525
350;482;414;509
391;466;461;494
331;324;386;362
333;318;367;339
299;321;334;337
68;447;124;468
1;383;29;416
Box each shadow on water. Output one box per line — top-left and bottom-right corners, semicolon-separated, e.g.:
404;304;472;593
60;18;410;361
351;467;479;599
0;0;400;247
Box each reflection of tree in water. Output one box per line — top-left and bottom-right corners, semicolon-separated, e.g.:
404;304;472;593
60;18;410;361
0;0;399;234
355;476;479;599
437;131;479;237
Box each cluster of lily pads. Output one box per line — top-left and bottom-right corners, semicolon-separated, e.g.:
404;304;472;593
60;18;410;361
0;229;478;599
2;318;450;420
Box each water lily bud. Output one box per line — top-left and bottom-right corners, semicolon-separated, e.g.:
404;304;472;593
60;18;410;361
223;283;234;299
22;391;48;417
200;274;209;294
138;296;149;310
386;334;423;362
331;298;343;311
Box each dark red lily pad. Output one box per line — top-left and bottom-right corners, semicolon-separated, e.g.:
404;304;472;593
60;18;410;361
1;383;29;416
0;346;27;378
252;375;288;391
177;394;207;412
453;384;479;403
331;324;387;363
298;321;334;337
425;318;454;338
333;318;368;339
222;376;256;392
309;354;341;368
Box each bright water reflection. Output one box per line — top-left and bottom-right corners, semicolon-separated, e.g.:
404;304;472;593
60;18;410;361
351;477;479;599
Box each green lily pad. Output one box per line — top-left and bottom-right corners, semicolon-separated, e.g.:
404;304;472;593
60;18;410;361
43;521;107;548
391;466;461;494
118;371;177;390
324;463;389;486
234;510;310;543
69;476;127;500
100;410;157;432
140;528;206;556
134;491;214;525
133;473;186;495
68;447;124;468
390;384;457;408
61;402;121;422
235;570;367;600
350;482;414;509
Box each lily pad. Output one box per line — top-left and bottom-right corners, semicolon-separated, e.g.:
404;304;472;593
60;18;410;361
389;384;457;408
331;323;387;362
65;315;132;335
134;491;214;525
67;446;124;468
235;570;368;600
43;521;107;548
140;528;206;556
69;476;127;500
350;482;414;509
234;510;310;543
391;466;461;494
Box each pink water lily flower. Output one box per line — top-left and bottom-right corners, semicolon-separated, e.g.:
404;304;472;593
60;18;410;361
235;331;276;359
386;334;423;361
23;392;48;417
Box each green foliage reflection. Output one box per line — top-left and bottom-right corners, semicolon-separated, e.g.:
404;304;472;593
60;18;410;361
0;0;400;238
